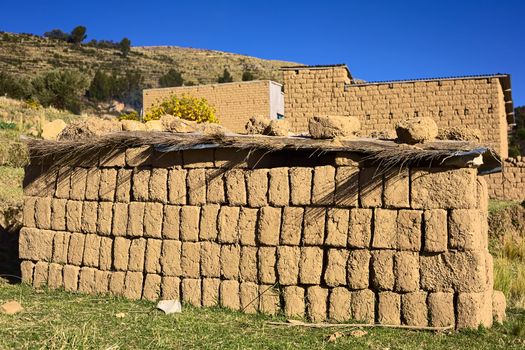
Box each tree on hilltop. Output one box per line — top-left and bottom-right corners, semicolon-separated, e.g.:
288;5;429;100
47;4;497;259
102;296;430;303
119;37;131;57
69;26;87;46
218;68;233;83
159;69;184;87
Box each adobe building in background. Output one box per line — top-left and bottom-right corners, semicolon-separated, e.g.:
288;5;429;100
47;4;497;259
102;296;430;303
143;81;284;133
282;64;514;159
143;64;513;159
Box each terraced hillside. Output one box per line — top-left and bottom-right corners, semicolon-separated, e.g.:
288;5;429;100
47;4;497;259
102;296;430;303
0;32;299;87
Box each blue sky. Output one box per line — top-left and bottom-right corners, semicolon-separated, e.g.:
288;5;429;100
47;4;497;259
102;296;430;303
1;0;524;105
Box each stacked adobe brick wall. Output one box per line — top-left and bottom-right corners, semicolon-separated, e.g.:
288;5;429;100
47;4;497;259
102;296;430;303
19;146;499;329
143;81;276;133
283;67;509;158
485;157;525;201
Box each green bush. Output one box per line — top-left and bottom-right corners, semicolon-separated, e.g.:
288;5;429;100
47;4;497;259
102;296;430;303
159;69;184;88
43;29;68;41
0;121;17;130
242;71;255;81
119;38;131;57
516;127;525;141
88;70;112;101
0;72;34;100
69;26;87;46
87;69;144;108
32;69;89;113
508;145;520;158
218;68;233;83
118;111;140;121
144;94;217;123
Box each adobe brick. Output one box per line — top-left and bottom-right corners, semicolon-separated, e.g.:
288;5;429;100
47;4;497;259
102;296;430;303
115;168;132;203
83;234;101;268
161;240;182;276
128;238;146;272
303;207;326;245
268;167;289;206
225;169;247;205
238;207;258;245
113;237;131;271
258;246;277;284
289;167;312;205
218;206;240;243
324;249;348;287
149;168;168;203
132;167;150;201
112;202;128;236
299;247;323;285
95;202;113;236
325;208;349;247
240;246;258;282
99;168;117;201
246;169;268;207
162;276;181;300
312;165;335;205
187;169;206;205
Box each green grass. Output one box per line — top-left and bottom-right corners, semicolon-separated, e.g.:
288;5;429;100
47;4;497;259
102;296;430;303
488;200;519;214
0;282;524;350
0;166;23;210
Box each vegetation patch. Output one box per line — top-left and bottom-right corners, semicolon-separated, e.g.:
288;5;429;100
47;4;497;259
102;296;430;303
0;282;524;349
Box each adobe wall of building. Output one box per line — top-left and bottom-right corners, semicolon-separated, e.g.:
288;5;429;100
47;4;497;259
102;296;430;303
485;157;525;201
143;81;277;133
20;147;499;329
283;67;509;158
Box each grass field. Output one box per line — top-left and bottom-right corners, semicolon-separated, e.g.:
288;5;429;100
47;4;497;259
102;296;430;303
0;281;524;350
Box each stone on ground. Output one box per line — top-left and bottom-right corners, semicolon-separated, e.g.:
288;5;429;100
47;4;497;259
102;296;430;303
395;117;438;144
41;119;67;140
492;290;506;324
145;120;165;132
437;127;481;142
58;117;122;141
245;116;270;134
308;115;360;139
265;120;290;136
121;120;147;132
1;301;23;315
162;115;199;133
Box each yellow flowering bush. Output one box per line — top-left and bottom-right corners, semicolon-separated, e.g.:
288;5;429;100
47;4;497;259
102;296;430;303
144;94;218;123
118;111;140;121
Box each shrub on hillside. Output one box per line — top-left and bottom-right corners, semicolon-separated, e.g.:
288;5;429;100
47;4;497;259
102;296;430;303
88;70;113;101
242;71;255;81
111;70;144;109
0;72;34;100
119;38;131;58
144;95;217;123
159;69;184;88
218;68;233;83
32;69;89;113
43;29;68;41
87;69;144;108
85;39;119;49
68;26;87;46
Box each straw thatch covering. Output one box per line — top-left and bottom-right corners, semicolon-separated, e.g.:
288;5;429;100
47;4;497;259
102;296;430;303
24;131;501;174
